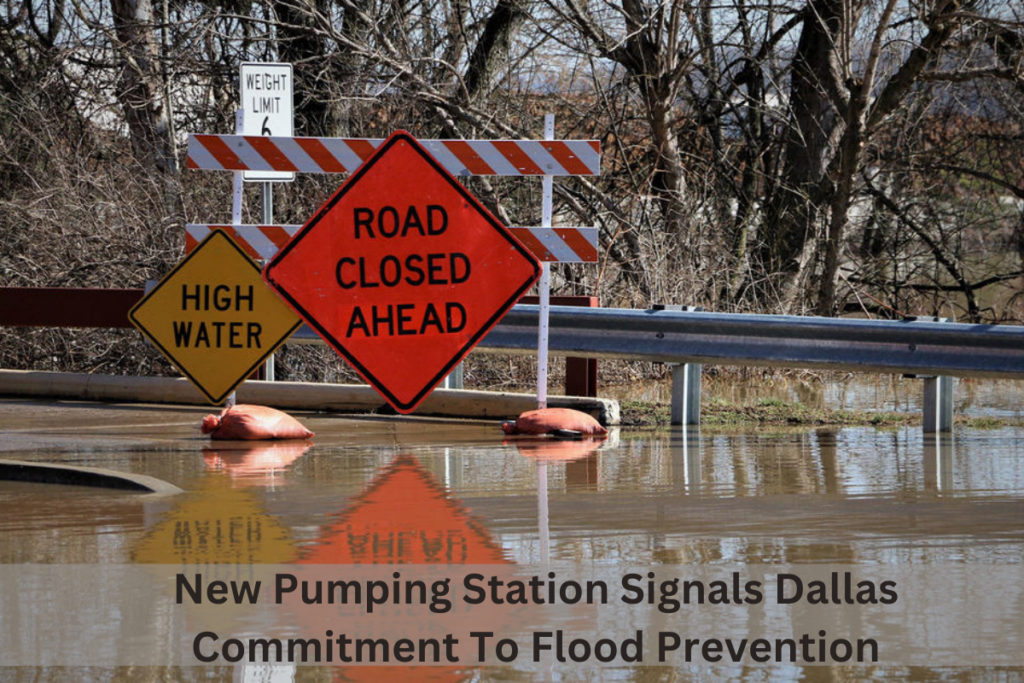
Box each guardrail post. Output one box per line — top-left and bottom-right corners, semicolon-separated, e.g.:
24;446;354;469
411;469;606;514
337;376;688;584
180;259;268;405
671;363;702;426
905;317;954;434
563;296;599;398
654;305;702;426
443;363;464;390
923;375;954;433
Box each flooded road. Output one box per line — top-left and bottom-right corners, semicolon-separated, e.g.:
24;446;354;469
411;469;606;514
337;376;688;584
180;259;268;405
1;396;1023;680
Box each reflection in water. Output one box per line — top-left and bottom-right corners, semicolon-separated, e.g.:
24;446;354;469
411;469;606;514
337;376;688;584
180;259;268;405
301;455;507;565
923;435;955;493
0;487;167;564
509;436;603;462
670;426;702;492
132;475;296;564
6;402;1024;679
298;455;509;683
202;442;312;487
513;441;613;681
514;437;606;566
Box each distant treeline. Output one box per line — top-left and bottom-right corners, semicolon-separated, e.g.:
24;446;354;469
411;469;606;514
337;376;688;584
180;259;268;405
1;0;1022;379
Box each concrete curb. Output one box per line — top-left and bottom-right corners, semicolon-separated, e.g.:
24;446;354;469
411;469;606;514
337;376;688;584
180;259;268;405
0;458;182;494
0;370;620;425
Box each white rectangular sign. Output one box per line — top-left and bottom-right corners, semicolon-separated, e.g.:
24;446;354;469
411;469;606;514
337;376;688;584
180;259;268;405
240;62;294;182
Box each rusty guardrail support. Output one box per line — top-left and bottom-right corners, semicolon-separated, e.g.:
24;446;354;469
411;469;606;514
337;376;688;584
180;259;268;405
521;295;600;399
0;287;142;327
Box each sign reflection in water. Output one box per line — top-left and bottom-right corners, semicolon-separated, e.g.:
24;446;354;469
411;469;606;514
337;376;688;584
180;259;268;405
202;442;312;488
299;455;511;682
511;436;605;565
301;455;507;566
132;473;298;565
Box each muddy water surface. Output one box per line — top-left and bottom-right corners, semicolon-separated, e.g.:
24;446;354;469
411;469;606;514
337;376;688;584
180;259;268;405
1;396;1023;680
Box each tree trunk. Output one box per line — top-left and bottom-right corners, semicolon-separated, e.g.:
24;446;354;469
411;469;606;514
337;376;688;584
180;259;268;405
110;0;182;225
436;0;529;225
646;92;688;252
463;0;527;101
815;128;860;315
110;0;177;176
762;0;851;288
275;0;338;136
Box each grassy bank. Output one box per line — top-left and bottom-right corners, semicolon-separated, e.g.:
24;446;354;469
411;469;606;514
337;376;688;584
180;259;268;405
620;398;1023;429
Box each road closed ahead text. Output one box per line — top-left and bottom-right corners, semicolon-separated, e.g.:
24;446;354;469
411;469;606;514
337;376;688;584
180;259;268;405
339;204;468;338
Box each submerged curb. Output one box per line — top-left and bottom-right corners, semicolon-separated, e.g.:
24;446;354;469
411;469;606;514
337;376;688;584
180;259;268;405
0;458;182;494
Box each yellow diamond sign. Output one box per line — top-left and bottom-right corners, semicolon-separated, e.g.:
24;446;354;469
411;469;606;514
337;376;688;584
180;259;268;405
129;229;301;404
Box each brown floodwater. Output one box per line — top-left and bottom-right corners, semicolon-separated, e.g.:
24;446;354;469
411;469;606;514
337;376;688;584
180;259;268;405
1;394;1023;680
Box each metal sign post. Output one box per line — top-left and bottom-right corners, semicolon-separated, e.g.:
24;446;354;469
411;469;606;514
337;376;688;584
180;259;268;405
260;181;275;382
536;114;555;410
227;109;245;408
240;61;294;383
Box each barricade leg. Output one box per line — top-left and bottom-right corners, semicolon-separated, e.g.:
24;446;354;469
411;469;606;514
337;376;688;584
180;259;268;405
522;295;599;397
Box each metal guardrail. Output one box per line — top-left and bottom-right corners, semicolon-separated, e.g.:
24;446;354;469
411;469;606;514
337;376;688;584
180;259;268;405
295;304;1024;433
292;304;1024;380
8;288;1019;380
6;288;1022;431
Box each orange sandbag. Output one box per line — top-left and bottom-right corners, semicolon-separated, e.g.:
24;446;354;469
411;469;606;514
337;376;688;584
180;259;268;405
201;404;314;440
500;408;608;436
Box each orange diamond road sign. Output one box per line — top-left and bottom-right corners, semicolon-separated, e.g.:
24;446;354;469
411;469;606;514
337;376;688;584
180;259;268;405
263;130;541;413
129;229;302;404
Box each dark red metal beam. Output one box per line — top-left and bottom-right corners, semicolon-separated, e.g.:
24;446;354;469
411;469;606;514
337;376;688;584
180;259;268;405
0;287;601;396
0;287;143;328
